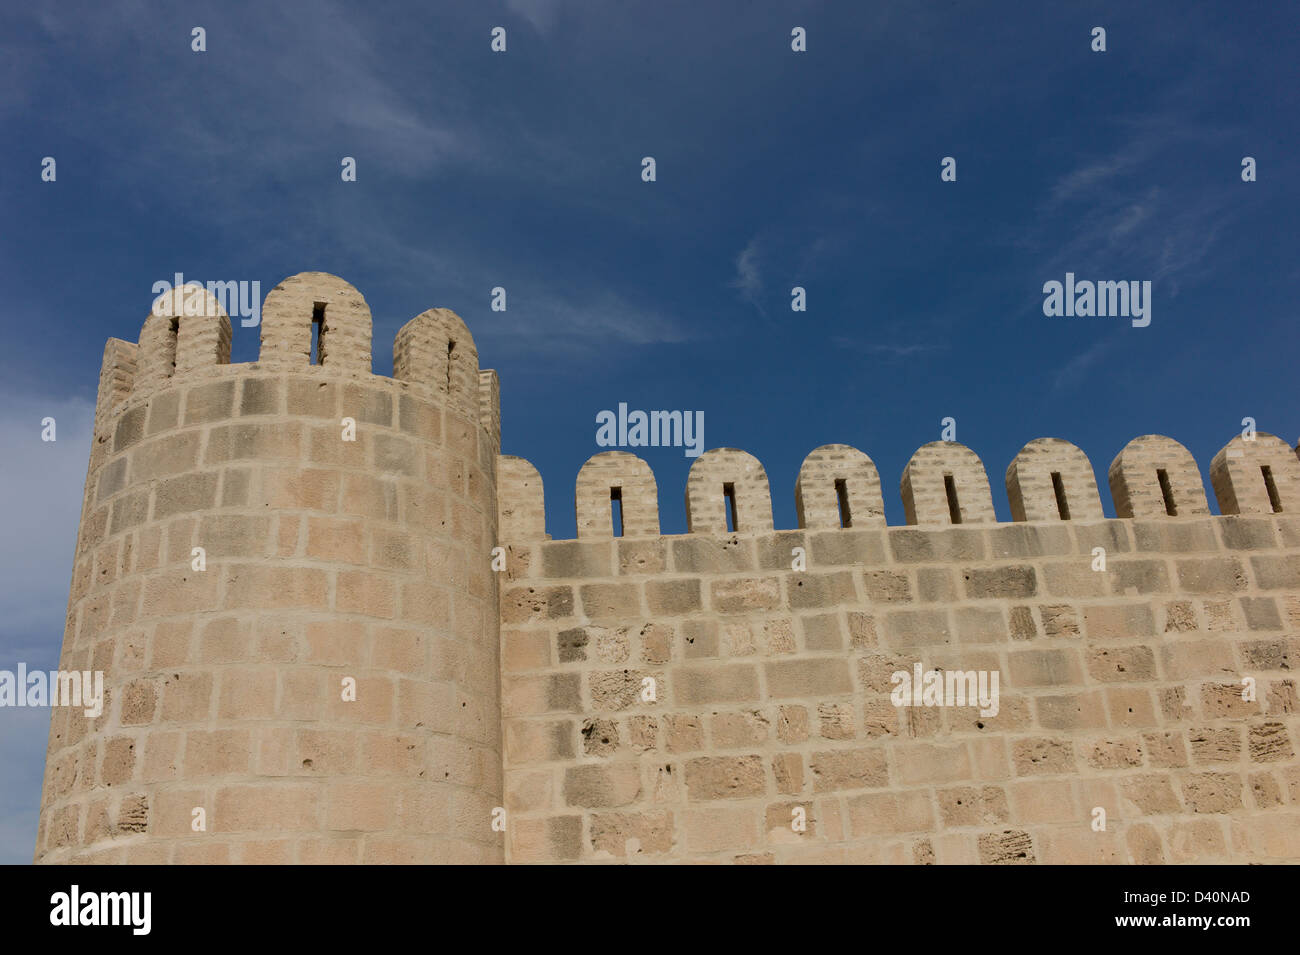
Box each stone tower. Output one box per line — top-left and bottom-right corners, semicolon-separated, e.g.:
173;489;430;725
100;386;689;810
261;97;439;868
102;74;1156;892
35;272;503;864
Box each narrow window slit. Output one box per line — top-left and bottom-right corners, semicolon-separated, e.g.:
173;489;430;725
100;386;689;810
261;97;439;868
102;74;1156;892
1156;468;1177;516
1261;466;1283;513
446;339;456;394
167;317;180;375
944;474;962;524
723;483;738;533
610;487;624;537
834;478;852;528
310;303;327;365
1051;471;1071;520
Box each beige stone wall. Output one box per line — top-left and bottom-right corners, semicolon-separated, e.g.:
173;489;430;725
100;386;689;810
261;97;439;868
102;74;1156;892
496;443;1300;864
36;274;502;864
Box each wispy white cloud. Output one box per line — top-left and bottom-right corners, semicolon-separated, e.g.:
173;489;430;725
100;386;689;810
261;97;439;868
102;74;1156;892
1047;150;1149;209
316;218;695;354
1014;112;1252;315
478;287;693;356
1048;337;1119;398
507;0;565;35
729;237;765;315
10;1;483;187
831;336;944;359
1031;183;1232;306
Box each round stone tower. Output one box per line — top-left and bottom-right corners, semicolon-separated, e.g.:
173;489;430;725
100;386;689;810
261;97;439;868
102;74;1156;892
35;272;503;864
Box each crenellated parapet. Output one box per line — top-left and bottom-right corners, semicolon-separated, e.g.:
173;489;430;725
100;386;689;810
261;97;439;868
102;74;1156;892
686;448;774;534
478;370;501;449
393;307;482;421
498;456;546;543
1007;438;1104;523
1109;434;1209;519
90;273;501;447
497;431;1300;544
795;444;885;529
901;441;995;526
136;285;233;398
259;272;370;374
576;451;659;538
1211;433;1300;516
92;339;139;456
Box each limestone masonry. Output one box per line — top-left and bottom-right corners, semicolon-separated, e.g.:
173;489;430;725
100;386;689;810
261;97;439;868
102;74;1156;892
35;272;1300;864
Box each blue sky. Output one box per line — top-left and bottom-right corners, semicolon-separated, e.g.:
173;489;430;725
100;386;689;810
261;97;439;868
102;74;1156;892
0;0;1296;862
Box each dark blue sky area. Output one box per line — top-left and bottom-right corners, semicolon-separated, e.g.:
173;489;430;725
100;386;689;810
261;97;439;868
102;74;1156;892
3;1;1297;538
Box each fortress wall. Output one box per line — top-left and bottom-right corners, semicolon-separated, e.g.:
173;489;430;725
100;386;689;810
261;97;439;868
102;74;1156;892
496;442;1300;864
36;276;502;864
36;270;1300;866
